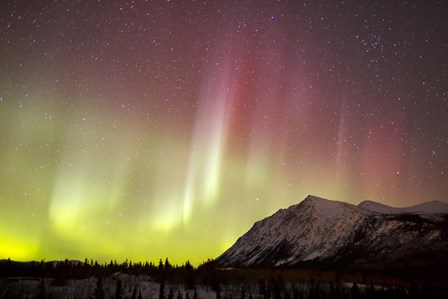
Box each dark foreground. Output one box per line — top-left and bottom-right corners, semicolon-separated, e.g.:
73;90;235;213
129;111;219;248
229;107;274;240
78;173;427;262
1;259;447;299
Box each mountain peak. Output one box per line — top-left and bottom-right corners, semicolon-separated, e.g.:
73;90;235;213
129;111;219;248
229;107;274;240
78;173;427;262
217;195;448;268
303;194;329;202
300;195;363;215
300;194;334;209
301;194;347;208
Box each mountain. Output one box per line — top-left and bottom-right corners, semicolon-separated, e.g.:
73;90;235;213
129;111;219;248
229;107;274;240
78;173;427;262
216;195;448;271
358;199;448;216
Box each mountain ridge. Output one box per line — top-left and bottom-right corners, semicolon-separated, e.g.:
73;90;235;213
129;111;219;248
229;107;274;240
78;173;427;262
216;195;448;270
358;199;448;214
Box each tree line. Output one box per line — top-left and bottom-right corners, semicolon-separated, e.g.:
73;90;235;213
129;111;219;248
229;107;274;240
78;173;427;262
1;258;447;299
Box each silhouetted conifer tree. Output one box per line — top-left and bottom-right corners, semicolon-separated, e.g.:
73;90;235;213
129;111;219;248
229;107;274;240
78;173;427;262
193;289;198;299
91;277;105;299
307;284;314;299
168;287;174;299
158;259;165;282
365;282;376;299
240;287;246;299
177;290;183;299
115;280;123;299
184;260;195;290
351;282;360;299
272;279;281;299
259;280;268;299
307;276;321;299
334;286;343;299
165;258;172;268
131;285;138;299
393;286;407;299
39;260;45;276
38;278;46;299
408;282;419;299
159;279;165;299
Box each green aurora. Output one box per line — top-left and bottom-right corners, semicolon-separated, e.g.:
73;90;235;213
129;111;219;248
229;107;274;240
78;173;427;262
1;1;447;264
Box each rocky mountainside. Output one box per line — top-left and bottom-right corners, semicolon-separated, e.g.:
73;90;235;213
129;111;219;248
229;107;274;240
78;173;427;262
216;195;448;270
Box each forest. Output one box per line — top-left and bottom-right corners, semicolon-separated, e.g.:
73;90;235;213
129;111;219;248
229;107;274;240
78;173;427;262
1;258;447;299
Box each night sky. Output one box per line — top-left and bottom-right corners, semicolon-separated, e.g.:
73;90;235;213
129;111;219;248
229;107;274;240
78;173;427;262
1;0;447;264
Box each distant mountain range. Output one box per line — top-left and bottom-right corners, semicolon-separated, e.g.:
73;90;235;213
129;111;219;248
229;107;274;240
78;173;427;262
216;195;448;271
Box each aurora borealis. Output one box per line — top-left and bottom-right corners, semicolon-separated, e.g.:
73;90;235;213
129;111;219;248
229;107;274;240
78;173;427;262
0;0;447;265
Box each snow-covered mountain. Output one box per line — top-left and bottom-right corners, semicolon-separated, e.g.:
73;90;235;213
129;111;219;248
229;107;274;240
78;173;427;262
216;195;448;269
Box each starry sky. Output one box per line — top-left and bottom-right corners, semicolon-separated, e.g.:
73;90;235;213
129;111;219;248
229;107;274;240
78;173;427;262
0;0;447;265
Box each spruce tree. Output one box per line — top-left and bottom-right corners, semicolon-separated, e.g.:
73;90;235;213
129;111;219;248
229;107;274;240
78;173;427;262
115;280;123;299
38;278;46;299
184;260;195;290
159;279;165;299
366;282;376;299
292;286;299;299
409;281;420;299
351;282;360;299
131;285;138;299
91;277;105;299
240;287;245;299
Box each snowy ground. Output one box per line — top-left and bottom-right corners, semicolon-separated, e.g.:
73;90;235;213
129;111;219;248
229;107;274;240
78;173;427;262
1;272;432;299
1;274;255;299
0;273;317;299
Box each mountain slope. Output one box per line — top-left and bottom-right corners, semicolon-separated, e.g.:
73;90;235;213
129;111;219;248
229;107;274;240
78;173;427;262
216;195;448;269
